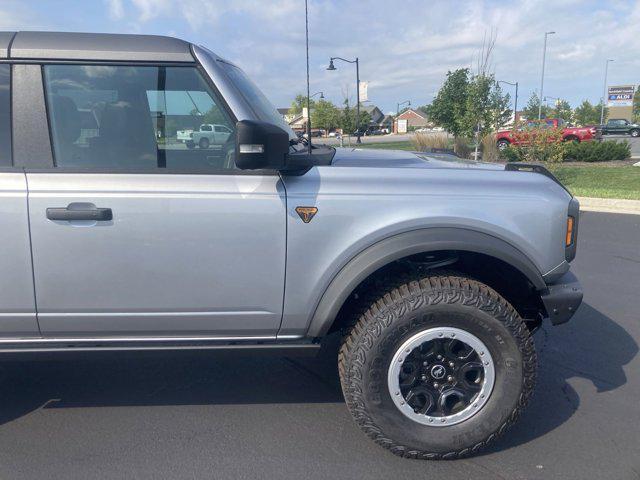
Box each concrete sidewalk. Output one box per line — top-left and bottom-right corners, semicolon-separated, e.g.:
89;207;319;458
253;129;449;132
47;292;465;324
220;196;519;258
577;196;640;215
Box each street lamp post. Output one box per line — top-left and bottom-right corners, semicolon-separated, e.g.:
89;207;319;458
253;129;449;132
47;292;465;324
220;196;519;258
306;91;324;142
538;31;555;120
328;56;362;143
497;80;518;126
600;59;614;125
396;100;410;133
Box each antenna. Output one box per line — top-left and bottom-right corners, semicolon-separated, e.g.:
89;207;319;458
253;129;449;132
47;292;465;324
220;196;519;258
305;0;312;155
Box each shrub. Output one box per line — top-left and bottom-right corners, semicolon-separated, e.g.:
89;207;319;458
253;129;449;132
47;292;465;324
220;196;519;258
509;127;566;163
563;140;631;162
412;132;449;151
499;145;522;162
453;137;473;159
480;133;499;162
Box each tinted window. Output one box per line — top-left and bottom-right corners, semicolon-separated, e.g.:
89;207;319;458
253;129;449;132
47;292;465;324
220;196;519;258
0;64;10;166
43;65;236;171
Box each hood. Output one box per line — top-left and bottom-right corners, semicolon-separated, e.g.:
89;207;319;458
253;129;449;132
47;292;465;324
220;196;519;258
331;147;504;170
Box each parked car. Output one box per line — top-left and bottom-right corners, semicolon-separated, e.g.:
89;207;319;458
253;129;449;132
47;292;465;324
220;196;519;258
599;118;640;137
365;128;384;136
415;127;431;133
496;118;599;150
0;31;582;460
187;123;233;149
328;131;340;137
176;128;194;143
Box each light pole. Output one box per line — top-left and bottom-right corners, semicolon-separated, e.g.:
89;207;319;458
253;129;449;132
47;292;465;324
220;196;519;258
600;59;614;125
396;100;410;133
328;56;361;143
497;80;518;126
306;91;324;139
538;31;555;120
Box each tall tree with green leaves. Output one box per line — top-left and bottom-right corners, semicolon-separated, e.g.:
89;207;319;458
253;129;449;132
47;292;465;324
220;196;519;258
573;100;600;125
310;99;340;133
521;92;551;120
425;68;470;137
633;89;640;122
288;94;316;117
552;99;573;122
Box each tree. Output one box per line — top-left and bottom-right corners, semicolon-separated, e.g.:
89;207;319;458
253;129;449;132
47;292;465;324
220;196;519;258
339;99;356;133
573;100;600;125
310;99;340;133
552;99;573;123
521;92;551;120
463;74;512;136
633;89;640;122
425;68;470;137
288;94;316;117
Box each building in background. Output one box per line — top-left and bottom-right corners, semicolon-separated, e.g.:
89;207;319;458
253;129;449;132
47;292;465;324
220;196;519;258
607;85;636;121
394;108;429;133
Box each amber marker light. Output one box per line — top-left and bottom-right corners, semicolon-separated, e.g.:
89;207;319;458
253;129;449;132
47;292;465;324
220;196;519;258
566;216;575;246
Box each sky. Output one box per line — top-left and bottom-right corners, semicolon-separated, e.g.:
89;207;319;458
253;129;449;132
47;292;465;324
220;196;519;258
1;0;639;114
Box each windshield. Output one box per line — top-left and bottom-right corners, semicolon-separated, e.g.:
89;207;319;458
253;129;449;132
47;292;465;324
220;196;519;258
219;61;296;139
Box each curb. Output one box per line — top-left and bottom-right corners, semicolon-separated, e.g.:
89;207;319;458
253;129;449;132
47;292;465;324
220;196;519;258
577;196;640;215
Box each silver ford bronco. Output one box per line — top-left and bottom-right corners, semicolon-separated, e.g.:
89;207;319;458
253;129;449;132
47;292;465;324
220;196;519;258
0;32;582;459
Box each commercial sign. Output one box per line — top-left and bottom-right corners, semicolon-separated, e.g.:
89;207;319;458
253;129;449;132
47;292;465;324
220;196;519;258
607;85;635;107
397;118;407;134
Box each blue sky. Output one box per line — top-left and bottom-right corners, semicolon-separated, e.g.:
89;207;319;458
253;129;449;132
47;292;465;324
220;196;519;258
2;0;639;113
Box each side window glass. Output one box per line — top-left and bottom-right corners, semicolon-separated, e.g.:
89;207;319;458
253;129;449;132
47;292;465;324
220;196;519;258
43;65;236;171
0;64;10;166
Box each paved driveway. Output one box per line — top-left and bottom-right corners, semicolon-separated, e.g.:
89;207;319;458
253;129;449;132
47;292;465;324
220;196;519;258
0;211;638;479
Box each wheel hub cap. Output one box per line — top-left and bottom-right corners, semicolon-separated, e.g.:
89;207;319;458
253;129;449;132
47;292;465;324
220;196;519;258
387;327;495;427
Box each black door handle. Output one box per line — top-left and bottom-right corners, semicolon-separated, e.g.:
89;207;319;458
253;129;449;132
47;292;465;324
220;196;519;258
46;207;113;222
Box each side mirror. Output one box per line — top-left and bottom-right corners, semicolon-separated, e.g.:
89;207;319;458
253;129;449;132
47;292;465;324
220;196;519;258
235;120;289;170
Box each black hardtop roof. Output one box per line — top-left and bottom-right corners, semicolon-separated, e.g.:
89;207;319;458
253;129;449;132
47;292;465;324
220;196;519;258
0;31;194;62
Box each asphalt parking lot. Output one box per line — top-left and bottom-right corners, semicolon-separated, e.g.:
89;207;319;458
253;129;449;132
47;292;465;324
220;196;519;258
0;211;637;479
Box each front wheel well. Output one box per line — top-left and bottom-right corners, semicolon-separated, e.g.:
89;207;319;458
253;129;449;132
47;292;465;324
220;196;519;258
328;250;545;335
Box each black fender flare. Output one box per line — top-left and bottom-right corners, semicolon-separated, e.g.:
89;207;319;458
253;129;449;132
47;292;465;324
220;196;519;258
306;227;546;337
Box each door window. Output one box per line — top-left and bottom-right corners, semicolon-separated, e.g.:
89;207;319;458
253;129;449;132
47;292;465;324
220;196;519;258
0;64;10;166
43;65;237;171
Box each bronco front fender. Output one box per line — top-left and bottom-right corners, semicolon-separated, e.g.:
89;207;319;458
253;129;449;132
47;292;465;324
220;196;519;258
305;227;546;337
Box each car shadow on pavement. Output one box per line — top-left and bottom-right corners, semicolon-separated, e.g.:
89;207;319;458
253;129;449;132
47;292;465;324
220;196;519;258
0;302;635;455
0;335;345;426
483;302;637;454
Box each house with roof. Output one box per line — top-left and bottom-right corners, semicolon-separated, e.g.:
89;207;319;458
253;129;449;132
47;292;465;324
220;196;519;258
394;108;429;132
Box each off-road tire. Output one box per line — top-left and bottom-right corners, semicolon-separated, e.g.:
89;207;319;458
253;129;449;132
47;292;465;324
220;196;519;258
338;273;536;459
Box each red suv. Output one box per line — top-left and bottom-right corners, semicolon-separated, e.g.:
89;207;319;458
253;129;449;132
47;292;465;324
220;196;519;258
496;119;599;150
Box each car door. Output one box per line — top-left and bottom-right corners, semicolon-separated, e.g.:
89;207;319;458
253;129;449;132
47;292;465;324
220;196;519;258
0;64;40;337
24;63;286;338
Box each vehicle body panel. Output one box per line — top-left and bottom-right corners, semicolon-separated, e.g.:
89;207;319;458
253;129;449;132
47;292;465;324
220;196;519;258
26;173;286;337
0;172;39;336
278;151;572;336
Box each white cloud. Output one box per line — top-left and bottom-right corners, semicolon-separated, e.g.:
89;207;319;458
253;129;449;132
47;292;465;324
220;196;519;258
105;0;124;20
97;0;640;111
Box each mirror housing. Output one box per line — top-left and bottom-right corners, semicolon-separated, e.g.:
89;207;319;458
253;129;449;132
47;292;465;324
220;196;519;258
235;120;289;170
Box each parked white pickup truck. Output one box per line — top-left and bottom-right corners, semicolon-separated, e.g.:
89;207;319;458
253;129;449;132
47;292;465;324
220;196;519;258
176;128;194;143
186;123;233;149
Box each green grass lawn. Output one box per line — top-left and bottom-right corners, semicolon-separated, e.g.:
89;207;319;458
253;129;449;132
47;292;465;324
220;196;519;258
354;140;640;200
549;165;640;200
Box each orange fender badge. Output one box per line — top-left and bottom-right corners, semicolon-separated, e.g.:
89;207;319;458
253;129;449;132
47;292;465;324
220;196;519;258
295;206;318;223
